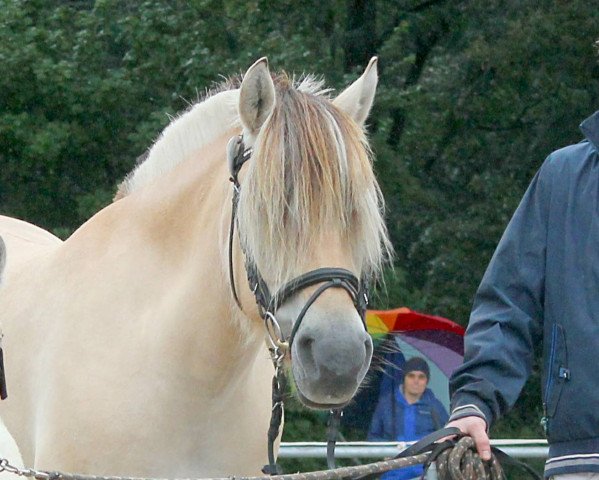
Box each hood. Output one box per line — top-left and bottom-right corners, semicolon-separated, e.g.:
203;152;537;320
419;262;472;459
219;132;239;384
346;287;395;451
379;350;407;399
580;110;599;152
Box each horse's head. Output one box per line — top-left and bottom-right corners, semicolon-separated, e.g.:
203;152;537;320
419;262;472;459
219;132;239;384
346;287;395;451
235;58;391;409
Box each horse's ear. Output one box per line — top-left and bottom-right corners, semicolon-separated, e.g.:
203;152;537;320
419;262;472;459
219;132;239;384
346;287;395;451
239;57;276;134
333;57;378;126
0;236;5;284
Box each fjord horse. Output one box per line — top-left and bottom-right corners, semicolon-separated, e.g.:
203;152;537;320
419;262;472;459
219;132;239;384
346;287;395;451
0;57;390;477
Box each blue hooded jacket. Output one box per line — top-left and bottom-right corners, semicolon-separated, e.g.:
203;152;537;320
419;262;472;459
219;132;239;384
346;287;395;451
368;351;449;480
449;111;599;478
368;387;449;442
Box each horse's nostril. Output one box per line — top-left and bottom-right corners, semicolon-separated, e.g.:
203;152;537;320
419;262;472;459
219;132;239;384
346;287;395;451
298;335;315;352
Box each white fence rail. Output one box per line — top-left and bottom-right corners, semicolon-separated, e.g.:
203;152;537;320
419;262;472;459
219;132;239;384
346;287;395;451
279;440;549;459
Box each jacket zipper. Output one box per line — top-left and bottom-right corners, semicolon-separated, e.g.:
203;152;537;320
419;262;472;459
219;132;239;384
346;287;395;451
541;324;558;434
541;404;548;434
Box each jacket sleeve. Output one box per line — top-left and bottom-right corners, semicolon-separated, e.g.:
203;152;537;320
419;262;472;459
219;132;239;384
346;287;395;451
435;399;449;427
367;394;390;441
449;157;553;427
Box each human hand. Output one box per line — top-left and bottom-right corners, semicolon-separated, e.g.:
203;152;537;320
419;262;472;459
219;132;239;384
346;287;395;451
446;416;491;461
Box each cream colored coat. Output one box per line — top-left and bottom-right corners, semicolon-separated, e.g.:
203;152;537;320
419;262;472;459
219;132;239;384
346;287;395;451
0;132;273;476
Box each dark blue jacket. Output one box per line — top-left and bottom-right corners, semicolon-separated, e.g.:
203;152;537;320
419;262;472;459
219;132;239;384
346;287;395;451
449;111;599;478
368;387;448;480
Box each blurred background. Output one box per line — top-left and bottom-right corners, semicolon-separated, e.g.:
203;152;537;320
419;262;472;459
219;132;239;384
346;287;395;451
1;0;597;474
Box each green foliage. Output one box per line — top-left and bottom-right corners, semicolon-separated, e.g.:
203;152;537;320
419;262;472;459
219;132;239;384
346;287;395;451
1;0;597;458
373;0;599;323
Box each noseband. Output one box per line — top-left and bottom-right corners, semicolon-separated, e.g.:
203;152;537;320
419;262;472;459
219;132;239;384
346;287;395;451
226;134;370;474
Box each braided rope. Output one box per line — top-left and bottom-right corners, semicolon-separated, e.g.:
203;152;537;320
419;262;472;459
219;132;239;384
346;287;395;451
0;454;431;480
435;437;505;480
0;437;512;480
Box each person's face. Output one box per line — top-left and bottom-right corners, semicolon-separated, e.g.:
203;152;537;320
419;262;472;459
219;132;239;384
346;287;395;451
404;371;428;398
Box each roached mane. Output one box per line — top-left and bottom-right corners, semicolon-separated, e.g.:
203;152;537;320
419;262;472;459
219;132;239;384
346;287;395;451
236;73;391;287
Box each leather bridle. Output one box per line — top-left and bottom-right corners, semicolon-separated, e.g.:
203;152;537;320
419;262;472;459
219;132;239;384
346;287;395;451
226;134;371;473
227;134;369;352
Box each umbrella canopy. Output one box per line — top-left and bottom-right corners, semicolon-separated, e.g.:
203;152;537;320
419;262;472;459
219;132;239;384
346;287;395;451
366;308;465;409
342;308;465;432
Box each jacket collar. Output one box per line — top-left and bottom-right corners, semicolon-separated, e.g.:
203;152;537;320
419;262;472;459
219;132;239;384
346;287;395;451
580;110;599;151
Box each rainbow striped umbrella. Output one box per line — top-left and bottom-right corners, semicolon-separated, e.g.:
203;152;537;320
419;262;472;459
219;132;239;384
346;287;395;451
366;307;465;409
342;308;465;431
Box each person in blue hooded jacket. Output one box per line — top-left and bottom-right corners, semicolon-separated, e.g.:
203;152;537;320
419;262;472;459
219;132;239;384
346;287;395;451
368;356;448;480
447;110;599;479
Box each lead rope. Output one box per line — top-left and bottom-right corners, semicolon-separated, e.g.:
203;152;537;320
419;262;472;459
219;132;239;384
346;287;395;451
263;348;287;476
354;428;541;480
261;346;343;474
0;434;542;480
263;375;343;474
326;410;343;470
0;343;7;399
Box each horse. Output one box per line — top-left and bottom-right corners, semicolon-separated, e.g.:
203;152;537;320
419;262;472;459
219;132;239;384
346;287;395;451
0;237;25;480
0;57;391;477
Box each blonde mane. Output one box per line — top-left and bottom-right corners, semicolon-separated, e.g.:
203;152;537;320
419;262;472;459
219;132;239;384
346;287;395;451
115;72;391;285
115;87;241;199
237;74;391;286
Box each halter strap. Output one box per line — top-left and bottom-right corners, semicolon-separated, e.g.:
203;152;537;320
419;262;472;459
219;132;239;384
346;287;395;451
227;135;253;310
227;135;253;189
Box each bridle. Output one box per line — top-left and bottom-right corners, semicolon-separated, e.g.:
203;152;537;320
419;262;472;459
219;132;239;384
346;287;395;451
226;134;370;473
226;134;369;347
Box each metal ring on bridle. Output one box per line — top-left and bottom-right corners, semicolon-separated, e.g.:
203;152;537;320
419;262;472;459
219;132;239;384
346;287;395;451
264;311;289;351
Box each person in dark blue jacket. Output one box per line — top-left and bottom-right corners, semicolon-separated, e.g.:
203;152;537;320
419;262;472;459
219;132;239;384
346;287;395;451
368;356;449;480
448;111;599;479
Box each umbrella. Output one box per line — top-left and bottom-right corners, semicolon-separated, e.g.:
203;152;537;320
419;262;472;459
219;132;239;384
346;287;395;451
366;308;465;409
342;308;465;432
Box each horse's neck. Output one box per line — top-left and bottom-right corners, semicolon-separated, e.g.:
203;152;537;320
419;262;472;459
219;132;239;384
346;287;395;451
64;131;264;385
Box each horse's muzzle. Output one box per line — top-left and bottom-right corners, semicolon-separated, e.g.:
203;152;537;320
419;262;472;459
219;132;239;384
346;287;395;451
291;323;373;408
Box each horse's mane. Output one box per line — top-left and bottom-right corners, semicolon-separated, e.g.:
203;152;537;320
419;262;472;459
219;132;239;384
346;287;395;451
116;72;391;285
114;78;242;200
237;74;391;286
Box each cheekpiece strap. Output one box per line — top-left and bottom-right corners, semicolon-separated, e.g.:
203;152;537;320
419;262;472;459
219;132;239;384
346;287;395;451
227;135;253;311
245;261;273;316
227;135;252;188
